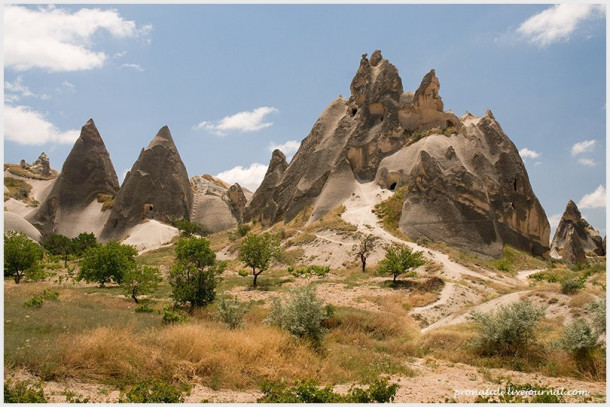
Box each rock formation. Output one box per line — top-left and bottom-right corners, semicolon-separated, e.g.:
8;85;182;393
247;50;550;258
561;227;587;264
101;126;193;240
245;149;288;225
28;119;119;237
190;175;252;233
550;200;605;258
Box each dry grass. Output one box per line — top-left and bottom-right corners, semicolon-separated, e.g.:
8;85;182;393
406;292;439;308
5;164;57;180
96;193;115;211
286;232;316;246
4;177;37;205
305;205;357;233
568;292;595;309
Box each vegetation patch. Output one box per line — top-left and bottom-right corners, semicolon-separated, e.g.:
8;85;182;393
4;177;36;204
96;193;115;211
305;205;357;233
5;164;56;180
374;186;407;234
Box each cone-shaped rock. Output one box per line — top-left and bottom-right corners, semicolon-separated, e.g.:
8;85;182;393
101;126;193;240
550;200;605;258
246;149;288;225
247;50;549;258
28;119;119;237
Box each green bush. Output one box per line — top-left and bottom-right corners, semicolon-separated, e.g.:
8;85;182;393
135;304;155;313
162;306;188;325
119;380;189;403
265;286;328;345
559;318;599;359
216;296;250;329
174;219;200;237
77;241;137;286
287;265;330;278
4;379;47;403
587;298;606;335
42;290;59;300
468;299;545;356
561;278;583;295
257;377;398;403
24;296;44;308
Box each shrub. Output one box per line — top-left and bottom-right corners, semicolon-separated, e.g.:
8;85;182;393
4;231;44;284
77;241;137;286
174;219;200;237
374;186;407;233
4;379;47;403
119;380;189;403
468;299;545;356
265;286;328;345
24;296;44;308
257;377;398;403
63;390;91;403
377;244;425;283
238;233;281;288
561;278;583;295
216;296;250;329
287;265;330;278
162;306;188;325
587;298;606;335
42;290;59;300
559;318;599;359
135;304;155;313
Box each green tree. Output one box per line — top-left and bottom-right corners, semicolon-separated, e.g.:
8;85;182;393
377;244;425;283
43;234;74;266
77;241;137;286
71;232;98;256
121;265;162;303
238;233;281;288
174;219;199;237
169;236;224;312
4;231;43;284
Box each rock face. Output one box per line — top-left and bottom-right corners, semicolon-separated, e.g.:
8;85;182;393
101;126;193;240
28;119;119;237
190;175;253;233
245;149;288;225
31;152;51;177
550;200;605;258
248;50;550;258
561;227;587;264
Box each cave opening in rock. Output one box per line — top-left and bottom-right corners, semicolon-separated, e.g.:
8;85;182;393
351;107;358;117
389;182;397;191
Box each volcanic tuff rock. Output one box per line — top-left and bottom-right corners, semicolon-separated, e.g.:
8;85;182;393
561;227;587;264
550;200;605;258
190;175;253;233
19;152;53;177
101;126;193;240
28;119;119;237
245;149;288;225
248;50;550;257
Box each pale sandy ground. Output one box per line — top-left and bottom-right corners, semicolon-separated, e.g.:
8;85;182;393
121;219;179;253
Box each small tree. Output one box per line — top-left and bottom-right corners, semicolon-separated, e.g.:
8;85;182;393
238;233;281;288
71;232;98;256
559;318;599;360
4;231;43;284
77;241;137;286
169;236;224;312
43;234;74;266
377;244;425;283
356;234;376;273
121;265;162;303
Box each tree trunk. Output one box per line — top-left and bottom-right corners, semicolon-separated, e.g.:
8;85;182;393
361;254;367;273
253;271;259;288
393;273;398;283
14;271;22;284
132;287;139;304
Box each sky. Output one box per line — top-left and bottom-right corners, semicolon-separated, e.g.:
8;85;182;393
2;2;607;237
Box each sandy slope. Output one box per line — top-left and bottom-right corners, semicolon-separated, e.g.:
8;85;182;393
121;220;179;253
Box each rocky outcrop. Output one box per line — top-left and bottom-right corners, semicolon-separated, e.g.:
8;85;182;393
5;212;42;242
28;119;119;237
550;200;605;258
247;50;550;258
189;175;253;234
101;126;193;240
561;227;587;264
245;149;288;225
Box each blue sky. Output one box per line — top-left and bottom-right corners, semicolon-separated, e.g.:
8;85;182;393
3;3;607;236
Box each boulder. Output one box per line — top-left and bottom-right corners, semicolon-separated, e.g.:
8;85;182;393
550;200;605;258
101;126;193;240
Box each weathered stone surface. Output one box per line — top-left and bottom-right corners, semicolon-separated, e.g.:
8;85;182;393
550;200;605;258
5;212;42;242
562;226;587;264
101;126;193;240
31;152;51;176
248;50;550;258
245;149;288;225
28;119;119;237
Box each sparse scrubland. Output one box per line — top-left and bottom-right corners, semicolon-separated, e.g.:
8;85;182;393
3;223;606;403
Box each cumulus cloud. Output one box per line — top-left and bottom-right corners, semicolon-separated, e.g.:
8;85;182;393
215;163;268;191
571;139;597;155
517;4;605;47
269;140;300;157
4;105;80;145
4;5;151;72
196;107;278;136
578;185;606;209
518;148;540;160
578;158;597;167
120;63;144;72
5;75;51;102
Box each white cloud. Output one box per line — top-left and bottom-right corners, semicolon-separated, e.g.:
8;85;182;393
4;105;80;145
547;213;562;229
578;158;597;167
517;4;605;47
4;5;151;72
215;163;268;191
5;75;51;102
518;147;540;160
120;63;144;72
578;185;606;209
571;139;596;155
269;140;300;157
196;107;278;136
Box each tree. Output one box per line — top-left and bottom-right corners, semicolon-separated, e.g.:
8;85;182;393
121;265;162;303
4;231;43;284
71;232;98;256
356;234;376;273
43;234;73;266
169;236;224;312
174;219;199;237
77;241;137;286
238;233;281;288
377;244;425;283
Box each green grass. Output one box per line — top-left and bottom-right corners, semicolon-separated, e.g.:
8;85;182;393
374;186;408;234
